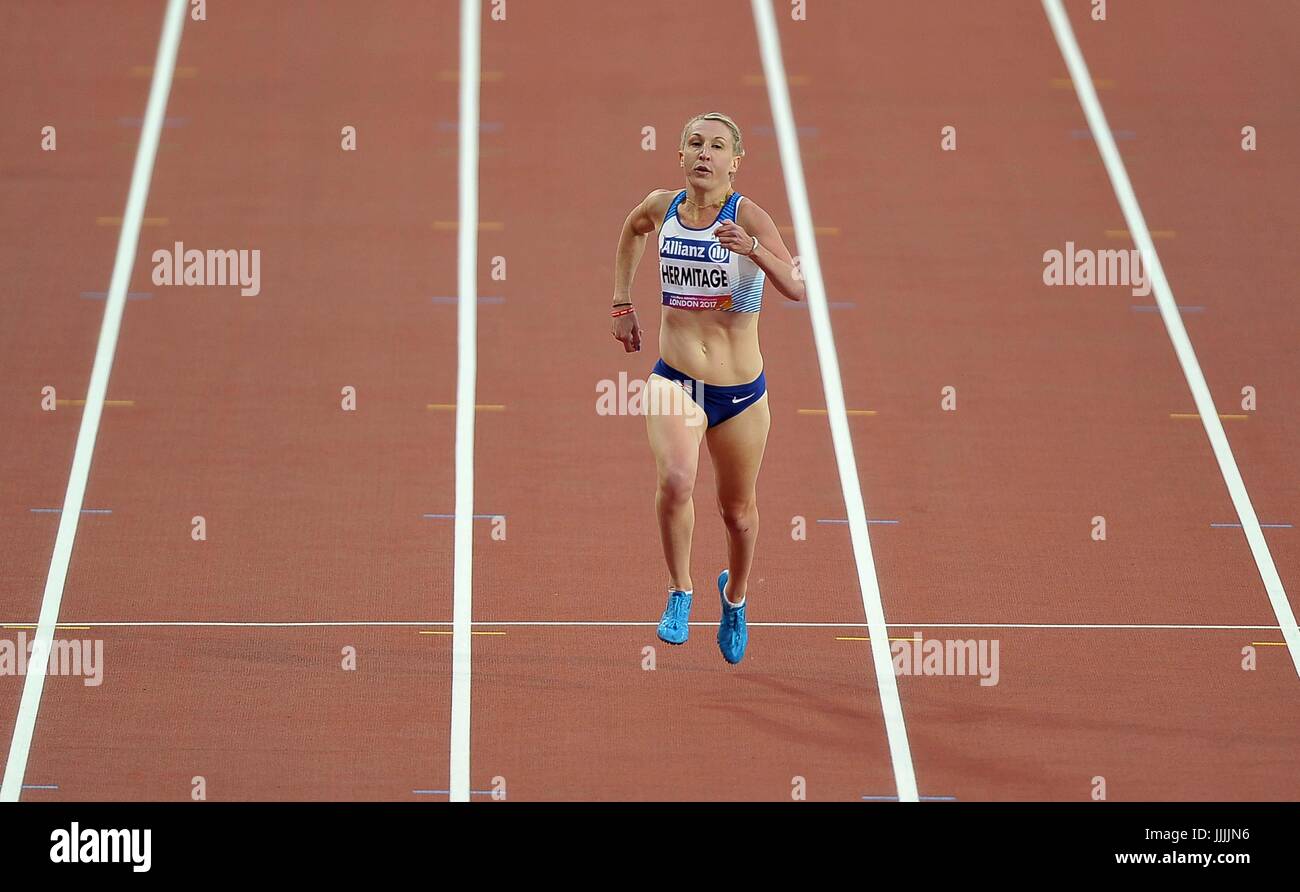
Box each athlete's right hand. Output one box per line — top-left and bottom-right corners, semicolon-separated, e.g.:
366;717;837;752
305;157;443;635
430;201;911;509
611;307;642;353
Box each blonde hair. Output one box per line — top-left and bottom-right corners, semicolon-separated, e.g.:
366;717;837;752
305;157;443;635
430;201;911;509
680;112;745;179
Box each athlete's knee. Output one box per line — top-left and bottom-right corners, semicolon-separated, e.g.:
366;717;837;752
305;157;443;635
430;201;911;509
657;465;696;505
719;499;758;534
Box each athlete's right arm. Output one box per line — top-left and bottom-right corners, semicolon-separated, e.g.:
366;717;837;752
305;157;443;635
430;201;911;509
613;189;670;303
611;189;671;353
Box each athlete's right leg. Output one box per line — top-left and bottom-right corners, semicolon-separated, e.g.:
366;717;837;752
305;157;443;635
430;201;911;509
645;373;708;592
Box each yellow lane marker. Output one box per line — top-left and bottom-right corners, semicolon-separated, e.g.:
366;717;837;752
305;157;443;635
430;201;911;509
433;221;504;231
427;404;505;411
419;630;506;636
1250;642;1288;647
799;408;877;416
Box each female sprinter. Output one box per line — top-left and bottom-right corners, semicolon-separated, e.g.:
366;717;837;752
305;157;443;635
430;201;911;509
609;112;805;665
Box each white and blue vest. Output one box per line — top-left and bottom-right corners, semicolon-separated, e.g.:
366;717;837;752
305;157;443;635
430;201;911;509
658;190;765;313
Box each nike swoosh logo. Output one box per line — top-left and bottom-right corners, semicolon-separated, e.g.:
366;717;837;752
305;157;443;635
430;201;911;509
731;393;756;404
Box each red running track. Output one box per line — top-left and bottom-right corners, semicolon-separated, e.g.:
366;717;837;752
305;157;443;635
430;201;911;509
1;0;1296;801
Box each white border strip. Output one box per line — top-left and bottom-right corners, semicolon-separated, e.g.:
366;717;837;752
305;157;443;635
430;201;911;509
449;0;482;804
750;0;918;801
0;0;188;801
1041;0;1300;677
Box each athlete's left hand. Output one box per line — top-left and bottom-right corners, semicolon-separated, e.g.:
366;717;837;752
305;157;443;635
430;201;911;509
714;221;756;256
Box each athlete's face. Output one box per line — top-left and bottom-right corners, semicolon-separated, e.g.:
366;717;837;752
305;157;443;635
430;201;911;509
680;122;739;188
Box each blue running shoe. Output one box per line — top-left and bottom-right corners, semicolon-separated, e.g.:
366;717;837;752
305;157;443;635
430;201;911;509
657;588;693;645
717;569;748;664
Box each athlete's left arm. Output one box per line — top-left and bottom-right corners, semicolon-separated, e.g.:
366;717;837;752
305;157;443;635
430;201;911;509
715;201;806;301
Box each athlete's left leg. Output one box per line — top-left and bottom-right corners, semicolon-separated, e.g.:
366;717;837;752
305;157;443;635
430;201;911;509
705;393;771;604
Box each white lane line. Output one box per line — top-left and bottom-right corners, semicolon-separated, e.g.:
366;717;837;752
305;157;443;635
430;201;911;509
749;0;918;802
0;0;187;802
0;620;1283;631
0;0;187;803
1041;0;1300;678
449;0;482;805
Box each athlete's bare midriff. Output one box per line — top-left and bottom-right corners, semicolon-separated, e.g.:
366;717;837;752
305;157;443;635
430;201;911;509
660;305;762;385
656;194;763;385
